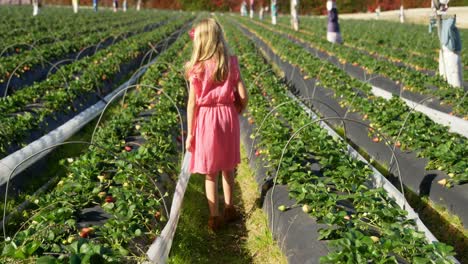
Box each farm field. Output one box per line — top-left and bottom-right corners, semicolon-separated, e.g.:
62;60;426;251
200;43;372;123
0;5;467;264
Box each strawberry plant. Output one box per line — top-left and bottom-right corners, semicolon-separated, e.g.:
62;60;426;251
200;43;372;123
0;16;192;159
236;17;467;186
220;16;458;263
252;16;468;116
0;30;191;263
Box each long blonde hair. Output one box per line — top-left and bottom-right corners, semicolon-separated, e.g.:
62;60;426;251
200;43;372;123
185;18;230;83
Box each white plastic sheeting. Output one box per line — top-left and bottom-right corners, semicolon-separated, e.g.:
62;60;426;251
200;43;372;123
146;152;191;264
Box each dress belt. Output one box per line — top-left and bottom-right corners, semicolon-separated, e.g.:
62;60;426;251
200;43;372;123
198;102;233;107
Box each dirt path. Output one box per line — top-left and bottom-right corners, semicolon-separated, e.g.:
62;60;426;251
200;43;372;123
168;144;286;263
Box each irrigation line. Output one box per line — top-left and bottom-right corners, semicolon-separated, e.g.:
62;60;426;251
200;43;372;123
2;140;169;239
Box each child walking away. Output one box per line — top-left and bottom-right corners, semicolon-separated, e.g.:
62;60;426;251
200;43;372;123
185;18;248;232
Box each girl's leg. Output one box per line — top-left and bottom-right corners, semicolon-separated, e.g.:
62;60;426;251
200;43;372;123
205;173;219;216
221;170;235;207
222;170;240;223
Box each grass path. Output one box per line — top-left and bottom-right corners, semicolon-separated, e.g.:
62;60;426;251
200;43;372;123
168;144;286;263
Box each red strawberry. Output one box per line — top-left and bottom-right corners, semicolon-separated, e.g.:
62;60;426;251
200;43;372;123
372;137;380;143
154;211;161;220
124;146;132;152
79;227;93;238
105;196;115;203
255;150;260;157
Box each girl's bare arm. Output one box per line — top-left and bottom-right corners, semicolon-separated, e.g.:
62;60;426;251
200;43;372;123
237;76;248;111
186;82;196;150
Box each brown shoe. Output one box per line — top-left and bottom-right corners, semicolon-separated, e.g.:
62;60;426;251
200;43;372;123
208;216;223;232
223;206;241;223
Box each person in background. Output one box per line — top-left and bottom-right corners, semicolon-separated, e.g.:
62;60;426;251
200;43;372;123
271;0;277;25
113;0;118;12
93;0;98;12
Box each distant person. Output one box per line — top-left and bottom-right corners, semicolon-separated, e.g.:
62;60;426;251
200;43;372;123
250;0;254;18
271;0;277;25
326;0;342;44
241;1;247;16
93;0;98;12
291;0;299;31
113;0;118;12
185;18;248;232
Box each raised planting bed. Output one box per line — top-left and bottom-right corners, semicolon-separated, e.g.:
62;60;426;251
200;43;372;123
235;18;468;188
220;16;460;263
0;12;172;96
229;18;468;262
282;16;468;87
0;30;191;263
249;16;468;121
0;17;193;160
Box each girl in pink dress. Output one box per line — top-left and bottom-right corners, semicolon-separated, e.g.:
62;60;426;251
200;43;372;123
185;18;248;231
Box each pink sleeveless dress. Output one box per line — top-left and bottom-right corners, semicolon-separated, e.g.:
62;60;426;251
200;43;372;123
188;56;241;174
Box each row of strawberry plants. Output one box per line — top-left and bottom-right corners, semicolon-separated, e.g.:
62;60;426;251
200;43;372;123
0;8;131;54
0;7;92;43
285;16;468;80
337;18;468;79
0;16;192;159
0;30;190;263
221;17;457;263
0;12;170;87
280;17;442;74
276;16;441;78
237;17;468;186
253;16;467;116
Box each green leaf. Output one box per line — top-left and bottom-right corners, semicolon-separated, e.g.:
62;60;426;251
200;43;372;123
102;202;115;210
117;245;129;256
36;256;58;264
70;254;81;264
135;229;142;236
47;230;55;241
2;243;16;257
412;257;429;264
26;240;41;256
80;242;91;254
